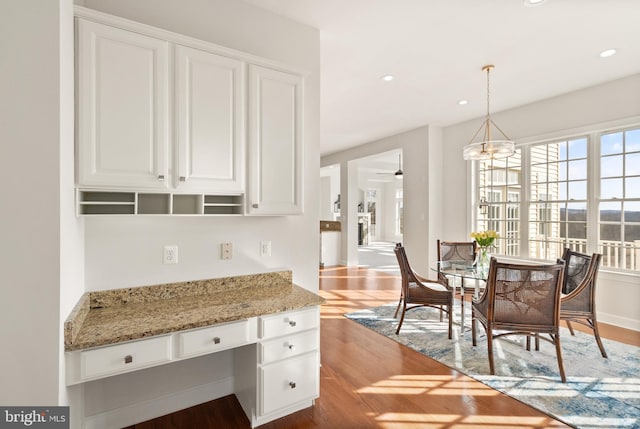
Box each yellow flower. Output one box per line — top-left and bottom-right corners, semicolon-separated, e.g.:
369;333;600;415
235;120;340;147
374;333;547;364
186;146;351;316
470;230;499;247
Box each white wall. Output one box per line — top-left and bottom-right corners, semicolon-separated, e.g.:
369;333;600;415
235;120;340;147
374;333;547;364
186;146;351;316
0;0;82;406
73;0;320;422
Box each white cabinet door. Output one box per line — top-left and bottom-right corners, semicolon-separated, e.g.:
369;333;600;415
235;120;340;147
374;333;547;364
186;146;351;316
175;45;244;193
248;65;303;215
77;19;170;189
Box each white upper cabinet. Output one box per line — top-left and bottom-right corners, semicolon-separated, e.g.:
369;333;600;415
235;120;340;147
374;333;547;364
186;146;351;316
175;45;244;193
77;19;170;189
75;9;305;215
248;65;304;215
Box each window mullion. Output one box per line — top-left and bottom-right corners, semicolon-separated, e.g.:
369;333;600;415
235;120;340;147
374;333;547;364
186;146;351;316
587;132;599;254
520;145;531;258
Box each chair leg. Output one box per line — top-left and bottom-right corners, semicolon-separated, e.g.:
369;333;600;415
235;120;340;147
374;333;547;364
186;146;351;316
526;335;531;351
535;334;540;351
447;304;453;339
565;319;575;336
471;308;477;346
591;319;608;358
393;293;403;318
487;331;495;375
553;333;566;383
395;303;407;335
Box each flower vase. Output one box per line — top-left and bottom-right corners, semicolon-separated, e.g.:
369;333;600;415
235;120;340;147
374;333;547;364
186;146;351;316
477;246;490;273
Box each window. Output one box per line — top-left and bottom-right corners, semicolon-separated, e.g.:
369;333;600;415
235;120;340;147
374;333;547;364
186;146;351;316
529;138;588;261
599;128;640;269
475;125;640;273
477;150;521;256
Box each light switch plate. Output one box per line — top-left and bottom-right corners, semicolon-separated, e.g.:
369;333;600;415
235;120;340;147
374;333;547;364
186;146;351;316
163;245;178;264
260;241;272;257
221;242;232;260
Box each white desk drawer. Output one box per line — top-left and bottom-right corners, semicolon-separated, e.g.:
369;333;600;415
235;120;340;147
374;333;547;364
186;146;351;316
81;336;172;380
260;306;319;340
260;352;319;415
178;319;251;358
259;329;318;364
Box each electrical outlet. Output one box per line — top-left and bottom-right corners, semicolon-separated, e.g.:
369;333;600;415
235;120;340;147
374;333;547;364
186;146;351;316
260;241;272;257
163;245;178;264
221;242;232;260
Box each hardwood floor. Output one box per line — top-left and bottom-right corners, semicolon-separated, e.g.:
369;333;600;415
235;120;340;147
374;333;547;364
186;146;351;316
125;266;639;429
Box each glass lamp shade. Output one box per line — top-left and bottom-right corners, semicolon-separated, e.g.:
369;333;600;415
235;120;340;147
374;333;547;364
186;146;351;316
463;139;515;160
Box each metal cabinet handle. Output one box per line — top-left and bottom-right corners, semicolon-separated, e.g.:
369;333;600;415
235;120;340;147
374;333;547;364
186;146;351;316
157;175;165;181
289;381;296;389
124;355;133;364
289;320;297;327
252;203;259;209
288;344;295;350
213;337;221;344
179;176;186;182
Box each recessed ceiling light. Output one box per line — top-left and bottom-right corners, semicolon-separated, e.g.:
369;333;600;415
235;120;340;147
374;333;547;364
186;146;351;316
524;0;546;6
599;49;617;58
381;74;395;82
458;100;468;106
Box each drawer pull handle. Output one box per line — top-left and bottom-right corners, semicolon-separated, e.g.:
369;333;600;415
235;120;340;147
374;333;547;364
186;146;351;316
124;355;133;364
252;203;259;209
179;176;186;182
213;337;221;344
288;344;295;350
289;320;297;327
289;381;296;389
157;175;165;181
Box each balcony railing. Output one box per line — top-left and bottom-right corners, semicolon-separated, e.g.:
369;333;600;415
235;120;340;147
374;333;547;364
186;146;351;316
510;237;640;272
540;238;640;271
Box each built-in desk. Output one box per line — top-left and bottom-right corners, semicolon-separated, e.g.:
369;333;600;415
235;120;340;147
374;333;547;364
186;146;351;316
64;271;324;428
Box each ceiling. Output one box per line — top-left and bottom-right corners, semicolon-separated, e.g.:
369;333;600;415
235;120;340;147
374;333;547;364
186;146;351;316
242;0;640;157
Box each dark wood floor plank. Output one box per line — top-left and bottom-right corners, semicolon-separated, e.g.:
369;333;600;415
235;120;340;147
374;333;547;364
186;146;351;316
124;266;636;428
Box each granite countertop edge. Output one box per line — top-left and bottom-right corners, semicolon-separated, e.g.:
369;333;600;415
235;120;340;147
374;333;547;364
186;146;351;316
64;271;325;352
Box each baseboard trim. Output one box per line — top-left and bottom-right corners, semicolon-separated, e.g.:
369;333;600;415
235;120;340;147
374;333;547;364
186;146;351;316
599;311;640;332
84;377;234;429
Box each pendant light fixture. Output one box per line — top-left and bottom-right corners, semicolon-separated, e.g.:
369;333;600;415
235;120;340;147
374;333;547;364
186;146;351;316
463;65;515;160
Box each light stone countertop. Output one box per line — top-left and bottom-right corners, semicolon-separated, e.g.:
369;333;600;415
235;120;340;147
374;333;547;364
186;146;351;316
64;271;325;351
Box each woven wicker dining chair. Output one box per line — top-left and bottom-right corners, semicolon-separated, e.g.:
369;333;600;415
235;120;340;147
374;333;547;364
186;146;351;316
393;243;454;338
437;240;479;312
560;248;607;358
471;257;567;382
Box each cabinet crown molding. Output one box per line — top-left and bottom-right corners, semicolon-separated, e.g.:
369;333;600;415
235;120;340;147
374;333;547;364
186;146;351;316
73;5;309;77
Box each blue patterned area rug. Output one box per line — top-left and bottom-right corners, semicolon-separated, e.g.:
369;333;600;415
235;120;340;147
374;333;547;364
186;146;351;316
345;303;640;429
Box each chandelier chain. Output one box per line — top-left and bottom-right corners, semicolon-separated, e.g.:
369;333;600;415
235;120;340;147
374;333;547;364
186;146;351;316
486;66;491;119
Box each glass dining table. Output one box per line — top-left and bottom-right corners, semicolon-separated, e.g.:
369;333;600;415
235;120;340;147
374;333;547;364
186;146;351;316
434;261;488;334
